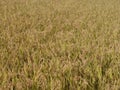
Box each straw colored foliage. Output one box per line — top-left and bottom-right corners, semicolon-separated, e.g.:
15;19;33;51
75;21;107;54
0;0;120;90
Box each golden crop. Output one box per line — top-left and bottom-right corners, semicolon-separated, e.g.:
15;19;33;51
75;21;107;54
0;0;120;90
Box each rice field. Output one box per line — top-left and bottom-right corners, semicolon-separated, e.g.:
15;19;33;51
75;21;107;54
0;0;120;90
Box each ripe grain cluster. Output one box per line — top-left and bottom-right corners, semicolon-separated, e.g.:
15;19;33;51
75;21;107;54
0;0;120;90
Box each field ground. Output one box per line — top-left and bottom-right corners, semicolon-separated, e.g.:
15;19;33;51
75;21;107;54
0;0;120;90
